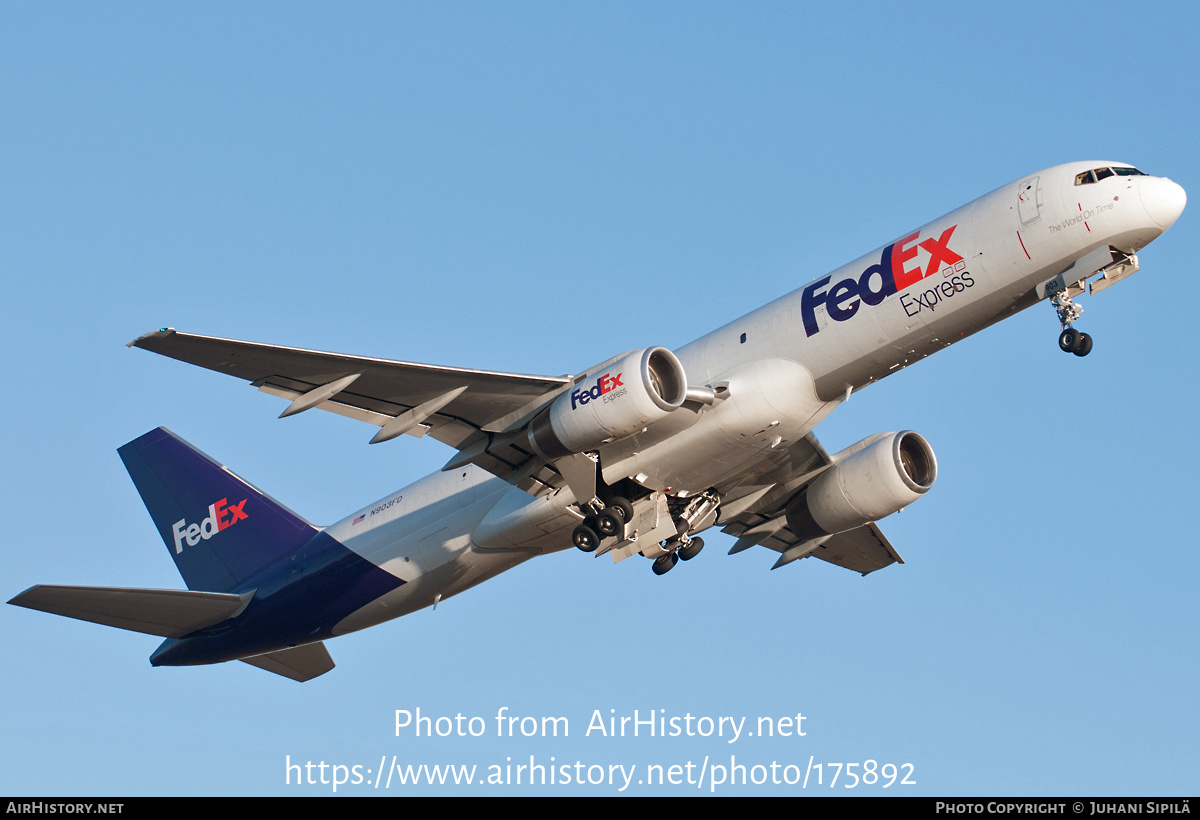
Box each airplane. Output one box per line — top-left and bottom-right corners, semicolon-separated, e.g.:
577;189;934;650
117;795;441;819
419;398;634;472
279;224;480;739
10;161;1185;682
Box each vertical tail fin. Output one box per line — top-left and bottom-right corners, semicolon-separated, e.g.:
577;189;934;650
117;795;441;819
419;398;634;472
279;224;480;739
118;428;319;592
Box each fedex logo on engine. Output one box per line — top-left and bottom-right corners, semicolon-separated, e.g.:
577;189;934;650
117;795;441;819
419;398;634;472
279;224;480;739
171;497;248;554
801;224;967;337
571;371;624;409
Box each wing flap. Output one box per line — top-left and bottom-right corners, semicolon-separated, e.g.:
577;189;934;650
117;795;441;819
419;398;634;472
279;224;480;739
812;524;903;575
8;585;253;638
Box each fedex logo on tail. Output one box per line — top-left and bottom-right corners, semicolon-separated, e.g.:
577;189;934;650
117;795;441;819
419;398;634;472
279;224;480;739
171;497;248;554
801;224;967;337
571;371;624;409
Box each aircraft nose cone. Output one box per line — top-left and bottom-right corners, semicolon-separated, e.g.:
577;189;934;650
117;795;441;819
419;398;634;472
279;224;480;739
1142;178;1186;229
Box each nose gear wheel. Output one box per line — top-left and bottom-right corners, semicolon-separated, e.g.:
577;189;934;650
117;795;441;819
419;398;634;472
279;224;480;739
1050;292;1091;357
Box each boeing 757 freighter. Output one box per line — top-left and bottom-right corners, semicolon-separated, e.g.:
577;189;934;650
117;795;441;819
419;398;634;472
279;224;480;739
11;161;1186;681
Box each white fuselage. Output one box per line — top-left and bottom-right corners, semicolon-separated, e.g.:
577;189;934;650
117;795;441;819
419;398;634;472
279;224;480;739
327;161;1184;634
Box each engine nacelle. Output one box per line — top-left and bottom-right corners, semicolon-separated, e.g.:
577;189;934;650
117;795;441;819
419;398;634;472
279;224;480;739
527;347;688;460
785;431;937;540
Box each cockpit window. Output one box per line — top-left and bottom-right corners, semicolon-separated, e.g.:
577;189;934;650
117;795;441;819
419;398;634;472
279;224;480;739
1076;166;1148;185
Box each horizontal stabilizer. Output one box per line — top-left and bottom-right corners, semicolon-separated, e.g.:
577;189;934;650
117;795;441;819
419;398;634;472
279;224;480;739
240;642;335;682
8;585;253;638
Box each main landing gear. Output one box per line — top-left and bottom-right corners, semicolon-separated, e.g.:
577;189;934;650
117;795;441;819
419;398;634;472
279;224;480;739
572;490;716;578
646;490;718;576
1051;291;1093;357
651;536;704;575
572;496;634;553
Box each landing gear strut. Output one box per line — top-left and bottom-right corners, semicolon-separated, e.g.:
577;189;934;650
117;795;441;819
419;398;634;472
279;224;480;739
678;536;705;561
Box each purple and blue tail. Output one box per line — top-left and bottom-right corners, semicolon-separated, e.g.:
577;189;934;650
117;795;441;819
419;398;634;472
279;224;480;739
118;428;319;592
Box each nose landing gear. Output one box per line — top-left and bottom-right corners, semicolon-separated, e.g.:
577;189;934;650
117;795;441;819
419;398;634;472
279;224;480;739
1051;291;1093;357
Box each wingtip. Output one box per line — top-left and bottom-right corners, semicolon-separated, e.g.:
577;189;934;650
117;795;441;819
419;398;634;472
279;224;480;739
8;585;40;606
127;327;175;348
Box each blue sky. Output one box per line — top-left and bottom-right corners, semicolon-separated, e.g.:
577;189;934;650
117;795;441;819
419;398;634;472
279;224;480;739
3;2;1196;796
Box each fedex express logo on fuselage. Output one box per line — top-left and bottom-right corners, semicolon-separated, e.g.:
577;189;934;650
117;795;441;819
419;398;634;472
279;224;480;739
171;497;248;554
801;224;970;337
570;371;626;409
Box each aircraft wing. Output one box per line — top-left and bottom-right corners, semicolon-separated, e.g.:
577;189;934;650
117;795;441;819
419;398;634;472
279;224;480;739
714;432;904;575
129;328;574;493
130;330;906;568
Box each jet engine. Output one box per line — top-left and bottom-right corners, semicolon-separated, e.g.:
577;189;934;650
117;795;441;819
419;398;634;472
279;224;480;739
785;431;937;540
527;347;688;460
